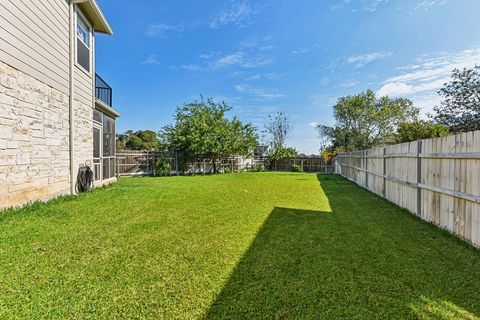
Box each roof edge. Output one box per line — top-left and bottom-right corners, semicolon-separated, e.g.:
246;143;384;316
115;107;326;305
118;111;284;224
95;99;121;118
76;0;113;35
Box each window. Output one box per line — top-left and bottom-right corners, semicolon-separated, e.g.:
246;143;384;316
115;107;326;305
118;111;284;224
76;13;90;72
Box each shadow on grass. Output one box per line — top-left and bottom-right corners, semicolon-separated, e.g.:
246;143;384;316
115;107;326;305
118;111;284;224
204;175;480;319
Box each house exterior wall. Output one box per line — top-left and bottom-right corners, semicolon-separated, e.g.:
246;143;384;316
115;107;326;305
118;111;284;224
0;0;70;95
0;1;102;210
0;61;71;208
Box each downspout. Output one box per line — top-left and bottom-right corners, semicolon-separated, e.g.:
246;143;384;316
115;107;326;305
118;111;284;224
69;0;76;194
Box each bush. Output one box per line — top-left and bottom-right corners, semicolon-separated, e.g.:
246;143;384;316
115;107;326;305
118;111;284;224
291;164;303;172
255;164;265;172
223;166;231;174
155;156;170;176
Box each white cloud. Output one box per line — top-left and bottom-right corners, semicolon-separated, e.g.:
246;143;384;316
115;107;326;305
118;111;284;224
234;84;247;92
411;0;449;12
330;0;352;10
210;1;259;29
142;54;159;65
377;82;413;97
291;48;309;55
246;73;280;81
264;73;280;80
146;24;182;37
234;84;285;100
213;53;244;68
331;0;388;12
181;65;202;72
309;121;319;128
242;57;273;68
341;79;358;88
239;39;275;52
227;71;245;77
200;53;216;60
363;0;388;12
347;52;392;68
377;45;480;112
200;51;272;70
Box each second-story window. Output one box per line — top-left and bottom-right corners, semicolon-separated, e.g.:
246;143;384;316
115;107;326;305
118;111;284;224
76;13;90;72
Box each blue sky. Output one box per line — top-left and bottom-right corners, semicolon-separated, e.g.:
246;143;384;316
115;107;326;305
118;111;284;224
95;0;480;154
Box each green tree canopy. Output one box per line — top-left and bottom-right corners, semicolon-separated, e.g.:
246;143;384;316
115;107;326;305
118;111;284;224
431;65;480;133
318;90;419;151
159;97;258;173
116;130;159;151
396;121;449;143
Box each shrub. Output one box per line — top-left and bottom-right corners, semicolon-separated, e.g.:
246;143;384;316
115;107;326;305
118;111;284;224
291;164;303;172
155;156;170;176
255;164;265;172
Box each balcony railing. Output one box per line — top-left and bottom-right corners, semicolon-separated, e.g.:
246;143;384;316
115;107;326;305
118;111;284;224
95;73;112;107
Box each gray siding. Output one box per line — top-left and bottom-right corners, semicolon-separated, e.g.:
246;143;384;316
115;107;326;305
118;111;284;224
75;67;94;106
0;0;94;103
0;0;70;93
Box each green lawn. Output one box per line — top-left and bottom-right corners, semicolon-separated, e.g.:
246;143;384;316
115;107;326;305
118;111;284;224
0;173;479;319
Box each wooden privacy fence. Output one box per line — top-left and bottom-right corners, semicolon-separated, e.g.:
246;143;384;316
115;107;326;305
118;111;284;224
116;150;177;176
272;157;334;173
334;130;480;247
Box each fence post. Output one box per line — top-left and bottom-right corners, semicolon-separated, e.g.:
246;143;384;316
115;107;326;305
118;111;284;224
152;152;156;176
365;150;369;188
146;151;150;175
417;140;423;216
382;147;387;197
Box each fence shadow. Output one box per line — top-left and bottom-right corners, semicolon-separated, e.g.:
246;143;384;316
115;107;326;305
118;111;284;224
203;175;480;319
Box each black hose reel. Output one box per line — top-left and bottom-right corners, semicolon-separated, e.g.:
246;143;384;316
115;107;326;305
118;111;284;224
76;162;94;193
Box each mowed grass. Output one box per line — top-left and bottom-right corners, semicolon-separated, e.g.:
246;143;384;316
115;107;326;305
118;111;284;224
0;173;479;319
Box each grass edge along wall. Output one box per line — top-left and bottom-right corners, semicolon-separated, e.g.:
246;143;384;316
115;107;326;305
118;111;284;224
335;129;480;248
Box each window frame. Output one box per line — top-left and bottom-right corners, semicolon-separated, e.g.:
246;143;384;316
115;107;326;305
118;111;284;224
75;8;92;74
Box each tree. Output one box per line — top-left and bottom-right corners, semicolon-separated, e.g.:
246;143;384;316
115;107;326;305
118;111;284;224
264;112;291;153
318;90;419;151
264;112;297;168
431;65;480;133
396;121;449;143
116;130;133;151
116;130;159;151
159;97;258;173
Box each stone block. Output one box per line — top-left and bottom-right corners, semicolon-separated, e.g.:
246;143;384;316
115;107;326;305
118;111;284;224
6;140;18;149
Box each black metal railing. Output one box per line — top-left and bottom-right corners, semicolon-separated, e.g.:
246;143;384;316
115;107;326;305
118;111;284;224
95;73;112;107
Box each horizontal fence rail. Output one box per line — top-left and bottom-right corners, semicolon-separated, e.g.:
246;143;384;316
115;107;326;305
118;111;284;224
334;130;480;248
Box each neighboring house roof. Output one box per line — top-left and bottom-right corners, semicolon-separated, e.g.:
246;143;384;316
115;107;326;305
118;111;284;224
75;0;113;35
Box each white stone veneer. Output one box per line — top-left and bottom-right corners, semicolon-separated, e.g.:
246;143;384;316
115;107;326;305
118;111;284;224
0;61;93;209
